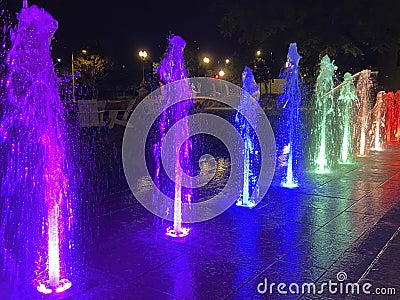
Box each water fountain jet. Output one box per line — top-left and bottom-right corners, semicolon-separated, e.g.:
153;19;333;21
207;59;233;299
394;90;400;142
385;91;396;145
0;4;72;294
355;69;374;156
235;66;260;207
277;43;303;187
337;72;357;164
370;91;386;151
312;55;337;173
156;35;193;237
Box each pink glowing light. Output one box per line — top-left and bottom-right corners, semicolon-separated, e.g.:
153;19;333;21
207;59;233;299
156;35;193;238
2;4;73;292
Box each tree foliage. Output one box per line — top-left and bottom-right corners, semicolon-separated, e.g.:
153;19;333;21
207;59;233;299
220;0;400;71
74;53;112;99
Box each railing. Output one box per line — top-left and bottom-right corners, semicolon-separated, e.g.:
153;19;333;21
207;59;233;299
76;95;289;128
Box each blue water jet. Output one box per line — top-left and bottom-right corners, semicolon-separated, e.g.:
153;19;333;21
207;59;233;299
277;43;304;188
235;66;260;208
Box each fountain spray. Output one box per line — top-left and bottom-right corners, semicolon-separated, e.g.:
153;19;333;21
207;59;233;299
355;70;373;156
337;72;357;164
278;43;303;187
395;90;400;142
156;35;193;237
370;91;386;151
0;3;72;294
313;55;337;173
235;66;260;207
385;92;396;145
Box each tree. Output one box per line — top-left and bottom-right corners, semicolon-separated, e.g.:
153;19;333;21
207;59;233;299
219;0;400;81
74;53;112;99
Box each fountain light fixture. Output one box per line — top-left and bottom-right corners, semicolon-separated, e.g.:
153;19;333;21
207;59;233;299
166;226;190;238
37;279;72;294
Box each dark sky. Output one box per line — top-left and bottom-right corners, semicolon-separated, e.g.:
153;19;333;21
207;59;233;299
4;0;232;69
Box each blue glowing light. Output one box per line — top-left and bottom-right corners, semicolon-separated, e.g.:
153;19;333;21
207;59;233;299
235;66;260;208
277;43;304;188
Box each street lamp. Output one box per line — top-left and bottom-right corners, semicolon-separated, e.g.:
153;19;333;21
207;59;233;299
138;50;148;85
256;50;261;56
71;49;88;102
218;70;225;78
203;56;210;64
225;58;230;64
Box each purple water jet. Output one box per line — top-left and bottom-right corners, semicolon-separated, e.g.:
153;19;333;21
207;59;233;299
0;4;73;294
156;35;193;237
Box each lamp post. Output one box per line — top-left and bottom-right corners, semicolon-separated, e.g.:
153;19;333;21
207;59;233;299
138;50;148;85
71;49;87;102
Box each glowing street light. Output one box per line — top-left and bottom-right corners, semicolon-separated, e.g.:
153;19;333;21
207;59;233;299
138;50;148;60
138;50;148;85
218;70;225;77
225;58;230;64
256;50;261;56
203;56;210;64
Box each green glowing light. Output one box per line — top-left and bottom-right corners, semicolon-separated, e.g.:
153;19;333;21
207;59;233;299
313;55;337;173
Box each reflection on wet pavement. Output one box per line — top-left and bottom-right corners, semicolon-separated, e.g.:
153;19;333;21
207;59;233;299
61;145;399;299
4;145;399;299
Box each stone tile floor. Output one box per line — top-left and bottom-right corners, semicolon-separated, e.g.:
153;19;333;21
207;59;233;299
2;147;400;299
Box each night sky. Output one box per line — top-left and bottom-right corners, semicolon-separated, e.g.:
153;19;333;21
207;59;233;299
3;0;232;70
3;0;400;90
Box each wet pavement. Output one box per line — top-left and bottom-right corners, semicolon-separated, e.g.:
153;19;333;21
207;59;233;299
70;146;400;299
2;144;400;299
